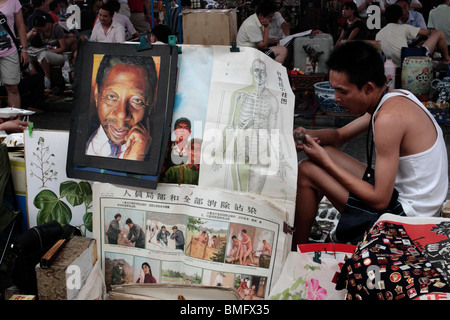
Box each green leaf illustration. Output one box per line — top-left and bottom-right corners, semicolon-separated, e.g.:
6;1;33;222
79;181;92;205
291;276;305;290
34;189;72;225
83;211;93;232
291;292;304;300
60;180;85;207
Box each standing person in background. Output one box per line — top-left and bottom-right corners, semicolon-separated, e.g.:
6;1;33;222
0;0;29;108
128;0;151;34
117;0;131;18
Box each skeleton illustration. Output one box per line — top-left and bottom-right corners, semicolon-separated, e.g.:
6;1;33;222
220;59;281;194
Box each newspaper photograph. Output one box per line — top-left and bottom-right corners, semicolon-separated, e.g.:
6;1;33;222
93;182;290;299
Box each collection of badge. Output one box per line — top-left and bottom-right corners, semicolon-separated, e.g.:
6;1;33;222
336;221;450;300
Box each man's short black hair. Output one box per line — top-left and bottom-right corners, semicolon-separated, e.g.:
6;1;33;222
395;0;411;5
326;40;386;89
385;4;403;23
255;0;277;17
100;2;116;17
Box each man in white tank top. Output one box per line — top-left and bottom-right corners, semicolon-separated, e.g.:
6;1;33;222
292;41;448;246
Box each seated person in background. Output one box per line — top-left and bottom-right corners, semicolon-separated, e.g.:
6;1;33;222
252;0;290;45
397;0;425;28
384;0;422;9
150;24;172;44
27;0;50;30
48;0;60;23
236;0;288;64
89;2;126;43
292;40;448;246
56;0;68;19
93;0;138;40
268;10;289;45
335;1;367;47
375;4;450;67
427;0;450;48
27;14;69;89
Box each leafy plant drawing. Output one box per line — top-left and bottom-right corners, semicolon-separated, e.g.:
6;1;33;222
34;180;93;236
29;137;57;188
270;264;328;300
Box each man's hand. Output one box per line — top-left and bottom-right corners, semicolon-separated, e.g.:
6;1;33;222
123;123;152;160
293;127;320;151
261;17;271;27
302;134;331;168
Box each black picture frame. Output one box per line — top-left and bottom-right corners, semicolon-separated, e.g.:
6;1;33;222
67;41;178;189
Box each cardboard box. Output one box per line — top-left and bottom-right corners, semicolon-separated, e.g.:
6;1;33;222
182;9;237;45
35;236;97;300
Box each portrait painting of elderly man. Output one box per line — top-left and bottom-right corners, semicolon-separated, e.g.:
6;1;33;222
85;54;158;161
67;42;178;188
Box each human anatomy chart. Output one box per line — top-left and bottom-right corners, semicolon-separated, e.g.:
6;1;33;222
199;46;297;204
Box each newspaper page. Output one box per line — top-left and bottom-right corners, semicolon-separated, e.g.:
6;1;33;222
199;46;297;226
93;182;290;299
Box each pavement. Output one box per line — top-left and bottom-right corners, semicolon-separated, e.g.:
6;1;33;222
28;95;450;199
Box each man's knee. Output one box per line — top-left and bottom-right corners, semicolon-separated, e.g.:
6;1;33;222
298;159;316;180
273;46;288;63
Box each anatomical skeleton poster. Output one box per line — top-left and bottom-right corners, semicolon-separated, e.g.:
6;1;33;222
199;46;297;216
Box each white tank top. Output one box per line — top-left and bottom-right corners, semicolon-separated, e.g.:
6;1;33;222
372;90;448;217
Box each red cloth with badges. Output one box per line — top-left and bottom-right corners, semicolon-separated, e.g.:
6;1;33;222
336;220;450;300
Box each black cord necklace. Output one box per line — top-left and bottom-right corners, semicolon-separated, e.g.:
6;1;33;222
366;87;389;169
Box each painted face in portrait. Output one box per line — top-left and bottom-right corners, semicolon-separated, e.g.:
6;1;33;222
95;64;151;146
